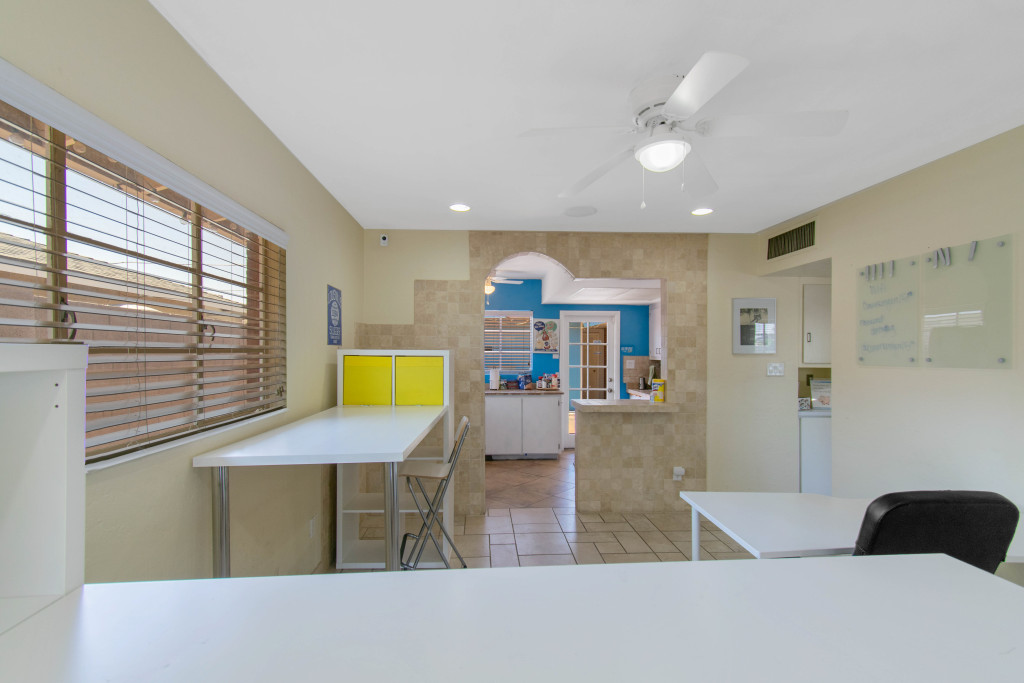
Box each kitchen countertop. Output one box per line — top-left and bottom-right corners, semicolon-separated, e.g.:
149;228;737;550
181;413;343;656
572;398;679;413
485;389;564;395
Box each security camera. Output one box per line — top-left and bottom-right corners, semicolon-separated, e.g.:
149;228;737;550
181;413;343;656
379;233;389;246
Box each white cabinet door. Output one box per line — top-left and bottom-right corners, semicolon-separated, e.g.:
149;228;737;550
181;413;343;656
800;416;832;495
802;284;831;364
649;302;662;360
522;395;561;456
485;395;523;455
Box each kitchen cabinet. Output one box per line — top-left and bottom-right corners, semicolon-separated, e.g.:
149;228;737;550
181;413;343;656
485;392;561;458
485;394;523;455
649;302;663;360
802;284;831;364
799;412;831;495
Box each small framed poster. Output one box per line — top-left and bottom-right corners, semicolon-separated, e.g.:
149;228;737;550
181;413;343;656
732;298;776;354
327;285;342;345
533;319;558;353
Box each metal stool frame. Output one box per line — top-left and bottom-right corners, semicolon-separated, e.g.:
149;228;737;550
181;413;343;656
399;416;470;569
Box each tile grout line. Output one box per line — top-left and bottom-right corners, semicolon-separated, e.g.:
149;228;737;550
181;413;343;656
471;450;754;567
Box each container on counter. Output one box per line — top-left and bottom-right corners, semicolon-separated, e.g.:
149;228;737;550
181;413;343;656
651;379;666;402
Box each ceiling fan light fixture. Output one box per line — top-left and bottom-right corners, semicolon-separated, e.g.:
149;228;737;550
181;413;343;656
484;278;495;295
634;133;691;173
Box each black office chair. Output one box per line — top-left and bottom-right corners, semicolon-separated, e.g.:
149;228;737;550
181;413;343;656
853;490;1019;573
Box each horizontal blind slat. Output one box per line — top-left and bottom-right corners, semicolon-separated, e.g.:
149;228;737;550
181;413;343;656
1;96;287;463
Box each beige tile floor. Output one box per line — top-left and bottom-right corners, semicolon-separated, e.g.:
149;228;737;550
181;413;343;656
451;450;755;568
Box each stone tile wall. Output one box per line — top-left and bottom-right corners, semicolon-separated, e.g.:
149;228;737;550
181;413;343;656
356;231;707;516
575;409;707;512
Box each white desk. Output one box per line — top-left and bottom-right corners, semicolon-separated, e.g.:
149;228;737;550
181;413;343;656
2;555;1024;681
193;404;447;573
681;491;871;560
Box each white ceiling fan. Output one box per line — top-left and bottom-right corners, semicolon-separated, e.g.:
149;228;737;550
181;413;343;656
484;275;523;295
530;51;848;200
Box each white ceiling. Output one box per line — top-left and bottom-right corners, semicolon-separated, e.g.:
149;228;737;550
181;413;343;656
149;1;1024;235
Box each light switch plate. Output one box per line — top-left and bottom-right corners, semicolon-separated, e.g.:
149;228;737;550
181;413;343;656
767;362;785;376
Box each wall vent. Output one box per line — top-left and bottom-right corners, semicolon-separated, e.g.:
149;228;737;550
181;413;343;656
767;221;815;259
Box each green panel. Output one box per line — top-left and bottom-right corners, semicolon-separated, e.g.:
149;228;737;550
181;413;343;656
920;235;1012;368
857;257;920;366
856;234;1013;369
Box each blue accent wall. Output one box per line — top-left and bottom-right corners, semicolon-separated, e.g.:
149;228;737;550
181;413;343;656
486;280;649;399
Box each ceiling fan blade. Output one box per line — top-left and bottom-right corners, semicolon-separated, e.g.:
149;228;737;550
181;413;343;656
663;51;750;121
682;150;718;199
519;125;634;138
697;110;849;138
558;147;634;198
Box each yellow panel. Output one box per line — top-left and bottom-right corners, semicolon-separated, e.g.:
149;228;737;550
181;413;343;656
395;356;444;405
342;356;392;405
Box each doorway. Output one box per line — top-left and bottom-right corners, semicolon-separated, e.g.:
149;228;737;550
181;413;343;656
559;311;620;449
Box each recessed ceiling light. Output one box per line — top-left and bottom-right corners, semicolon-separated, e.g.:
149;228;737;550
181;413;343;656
692;208;714;216
449;203;471;212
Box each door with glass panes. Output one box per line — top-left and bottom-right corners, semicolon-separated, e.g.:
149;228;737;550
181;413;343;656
558;312;620;448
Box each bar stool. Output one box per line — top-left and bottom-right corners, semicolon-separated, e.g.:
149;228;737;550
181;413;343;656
398;416;470;569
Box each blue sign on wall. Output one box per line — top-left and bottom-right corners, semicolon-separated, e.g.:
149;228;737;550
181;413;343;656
327;285;342;345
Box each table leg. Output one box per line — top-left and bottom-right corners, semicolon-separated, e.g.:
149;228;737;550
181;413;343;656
213;466;230;578
691;507;701;562
384;462;400;571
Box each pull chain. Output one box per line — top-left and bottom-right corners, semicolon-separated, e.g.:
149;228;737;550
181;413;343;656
640;168;647;210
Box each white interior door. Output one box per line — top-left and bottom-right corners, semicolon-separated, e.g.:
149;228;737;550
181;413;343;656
559;312;620;449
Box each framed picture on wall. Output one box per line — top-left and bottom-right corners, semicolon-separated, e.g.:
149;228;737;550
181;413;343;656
732;298;777;354
533;319;558;353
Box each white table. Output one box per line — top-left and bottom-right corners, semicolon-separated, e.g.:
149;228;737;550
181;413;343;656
193;404;447;574
3;554;1024;681
680;491;871;560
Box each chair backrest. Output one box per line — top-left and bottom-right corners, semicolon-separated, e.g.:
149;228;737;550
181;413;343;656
444;416;471;470
853;490;1019;573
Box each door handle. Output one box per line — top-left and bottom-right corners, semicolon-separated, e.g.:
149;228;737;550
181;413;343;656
806;333;812;343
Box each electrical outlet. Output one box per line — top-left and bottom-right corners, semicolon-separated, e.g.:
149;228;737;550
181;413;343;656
672;466;685;481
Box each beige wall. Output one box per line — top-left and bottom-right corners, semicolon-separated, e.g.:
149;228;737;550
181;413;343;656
363;230;469;324
708;125;1024;533
707;236;827;491
0;0;364;581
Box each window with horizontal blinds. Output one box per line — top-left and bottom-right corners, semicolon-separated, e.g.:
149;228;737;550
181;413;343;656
484;311;532;373
0;97;286;463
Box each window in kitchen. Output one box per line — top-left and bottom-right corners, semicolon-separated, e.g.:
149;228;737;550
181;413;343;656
0;95;286;464
484;310;531;373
